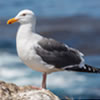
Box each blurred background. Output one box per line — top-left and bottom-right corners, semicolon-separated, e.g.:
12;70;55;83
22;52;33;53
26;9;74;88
0;0;100;99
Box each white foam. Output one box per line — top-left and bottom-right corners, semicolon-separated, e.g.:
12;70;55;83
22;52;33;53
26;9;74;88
48;72;86;88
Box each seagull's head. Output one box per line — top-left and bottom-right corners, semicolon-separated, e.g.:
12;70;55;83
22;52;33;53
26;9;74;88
7;9;36;24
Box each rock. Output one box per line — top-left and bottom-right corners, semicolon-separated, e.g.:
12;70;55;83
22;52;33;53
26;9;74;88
0;81;60;100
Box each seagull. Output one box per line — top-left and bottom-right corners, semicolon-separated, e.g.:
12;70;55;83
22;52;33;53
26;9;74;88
7;9;100;89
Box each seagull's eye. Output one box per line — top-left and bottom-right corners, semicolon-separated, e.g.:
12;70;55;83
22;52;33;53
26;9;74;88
22;13;26;16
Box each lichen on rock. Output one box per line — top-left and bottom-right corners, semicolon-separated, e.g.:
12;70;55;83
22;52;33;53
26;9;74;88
0;81;60;100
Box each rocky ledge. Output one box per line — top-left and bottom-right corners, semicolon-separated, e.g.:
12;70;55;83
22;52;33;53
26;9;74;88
0;81;60;100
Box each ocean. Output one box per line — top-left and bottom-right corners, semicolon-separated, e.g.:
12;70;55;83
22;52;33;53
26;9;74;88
1;0;100;18
0;0;100;99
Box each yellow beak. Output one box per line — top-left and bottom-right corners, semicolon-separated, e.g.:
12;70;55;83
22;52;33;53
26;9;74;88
7;18;18;24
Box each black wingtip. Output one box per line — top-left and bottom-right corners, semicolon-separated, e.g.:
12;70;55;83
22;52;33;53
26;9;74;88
84;64;100;73
65;64;100;73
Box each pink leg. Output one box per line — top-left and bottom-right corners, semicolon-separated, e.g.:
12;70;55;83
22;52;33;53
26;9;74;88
42;73;47;89
32;73;47;89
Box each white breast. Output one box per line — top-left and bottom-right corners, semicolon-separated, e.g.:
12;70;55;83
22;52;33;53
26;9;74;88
17;33;56;73
16;23;60;73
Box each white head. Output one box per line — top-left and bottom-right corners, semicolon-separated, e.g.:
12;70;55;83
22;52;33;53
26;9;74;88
7;9;36;25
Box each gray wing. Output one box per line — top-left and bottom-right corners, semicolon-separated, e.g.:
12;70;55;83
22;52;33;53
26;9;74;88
35;38;83;68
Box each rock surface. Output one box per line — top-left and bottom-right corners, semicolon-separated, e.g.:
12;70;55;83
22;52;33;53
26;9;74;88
0;81;60;100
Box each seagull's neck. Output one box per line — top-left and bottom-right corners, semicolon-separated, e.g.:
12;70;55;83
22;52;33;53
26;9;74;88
19;23;35;33
17;22;42;43
17;22;36;39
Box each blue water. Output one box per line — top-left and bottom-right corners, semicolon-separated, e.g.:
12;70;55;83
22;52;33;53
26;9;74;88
0;0;100;99
0;0;100;18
